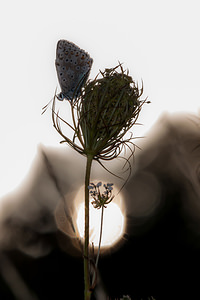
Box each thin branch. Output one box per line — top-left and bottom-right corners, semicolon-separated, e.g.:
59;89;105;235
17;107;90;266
91;206;104;288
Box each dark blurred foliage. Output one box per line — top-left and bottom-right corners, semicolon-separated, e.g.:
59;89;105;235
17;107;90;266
1;113;200;299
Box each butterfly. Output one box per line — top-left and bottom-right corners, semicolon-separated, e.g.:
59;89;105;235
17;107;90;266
55;40;93;101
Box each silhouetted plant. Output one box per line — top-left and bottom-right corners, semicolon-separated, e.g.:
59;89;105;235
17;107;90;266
50;63;148;299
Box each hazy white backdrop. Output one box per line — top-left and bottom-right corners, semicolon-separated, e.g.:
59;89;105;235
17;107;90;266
0;0;200;197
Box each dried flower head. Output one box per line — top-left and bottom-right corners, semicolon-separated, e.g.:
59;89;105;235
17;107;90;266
78;64;145;159
52;64;148;167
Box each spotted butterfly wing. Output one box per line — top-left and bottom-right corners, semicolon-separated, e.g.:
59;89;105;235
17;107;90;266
55;40;93;101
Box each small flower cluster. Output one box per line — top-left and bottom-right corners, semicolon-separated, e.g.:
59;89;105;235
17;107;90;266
88;182;114;209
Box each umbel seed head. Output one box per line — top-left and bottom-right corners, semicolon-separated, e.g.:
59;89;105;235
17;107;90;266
52;64;147;163
79;64;144;158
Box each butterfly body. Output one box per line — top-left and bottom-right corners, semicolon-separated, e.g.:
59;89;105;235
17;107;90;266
55;40;93;101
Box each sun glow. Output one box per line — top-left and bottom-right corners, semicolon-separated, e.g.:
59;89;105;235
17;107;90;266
76;200;125;248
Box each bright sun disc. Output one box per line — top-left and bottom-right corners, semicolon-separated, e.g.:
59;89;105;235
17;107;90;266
76;201;125;248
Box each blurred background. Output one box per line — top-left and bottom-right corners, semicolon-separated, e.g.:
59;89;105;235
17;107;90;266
0;0;200;196
1;0;200;299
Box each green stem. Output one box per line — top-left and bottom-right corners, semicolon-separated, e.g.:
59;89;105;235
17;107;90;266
84;154;93;300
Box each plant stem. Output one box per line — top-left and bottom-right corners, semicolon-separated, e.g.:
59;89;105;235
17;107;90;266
96;206;104;268
92;206;104;286
84;154;93;300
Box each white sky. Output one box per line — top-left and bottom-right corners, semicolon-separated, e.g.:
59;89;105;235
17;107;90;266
0;0;200;197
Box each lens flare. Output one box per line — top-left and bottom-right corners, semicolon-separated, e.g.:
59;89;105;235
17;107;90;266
76;201;125;247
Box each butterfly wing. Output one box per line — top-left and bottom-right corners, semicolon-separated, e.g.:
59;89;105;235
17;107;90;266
55;40;93;101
